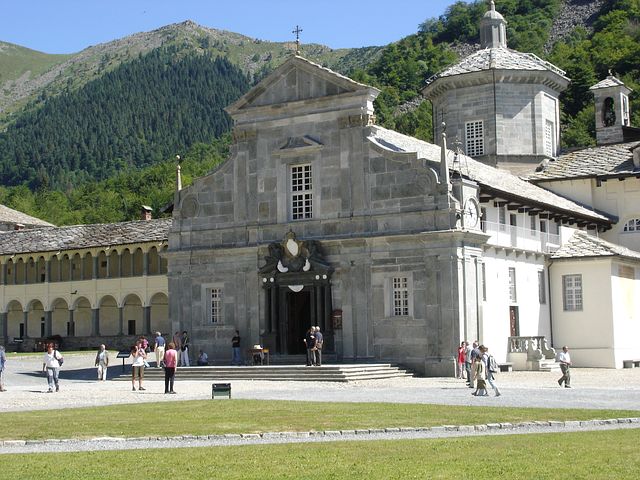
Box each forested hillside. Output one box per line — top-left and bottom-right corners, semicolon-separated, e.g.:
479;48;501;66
0;46;249;189
0;0;638;227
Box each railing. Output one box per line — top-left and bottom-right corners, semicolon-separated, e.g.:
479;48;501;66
481;220;560;253
508;336;556;360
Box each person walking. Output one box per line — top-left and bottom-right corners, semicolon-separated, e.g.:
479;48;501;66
471;354;488;396
131;340;147;391
163;342;178;394
557;345;572;388
94;344;110;381
231;330;241;366
154;332;166;368
313;326;323;367
42;343;63;393
0;345;7;392
457;341;467;379
481;346;501;397
303;327;316;366
180;330;190;367
465;341;474;389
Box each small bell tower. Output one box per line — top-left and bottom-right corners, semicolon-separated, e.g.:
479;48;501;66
480;1;507;49
590;75;632;145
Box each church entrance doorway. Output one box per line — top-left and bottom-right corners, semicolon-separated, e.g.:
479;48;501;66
285;290;311;355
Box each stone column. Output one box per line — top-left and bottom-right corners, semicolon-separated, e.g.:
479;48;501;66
92;255;99;280
23;261;28;285
143;306;151;334
143;251;149;276
68;310;75;337
118;307;124;335
1;262;6;286
23;311;29;338
45;259;51;283
91;308;100;336
106;254;110;279
45;311;53;337
0;312;8;345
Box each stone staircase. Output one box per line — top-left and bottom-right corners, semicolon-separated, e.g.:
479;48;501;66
114;362;414;382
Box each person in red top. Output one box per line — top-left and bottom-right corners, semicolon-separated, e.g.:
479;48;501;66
163;342;178;394
457;341;467;379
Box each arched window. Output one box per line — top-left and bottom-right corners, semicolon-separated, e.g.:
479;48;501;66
603;97;616;127
623;218;640;232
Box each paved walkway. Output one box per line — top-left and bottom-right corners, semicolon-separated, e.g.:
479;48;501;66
2;352;640;412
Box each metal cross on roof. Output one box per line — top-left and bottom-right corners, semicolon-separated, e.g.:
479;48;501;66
292;25;303;55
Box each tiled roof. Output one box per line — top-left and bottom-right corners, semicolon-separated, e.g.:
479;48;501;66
367;126;611;224
590;75;628;90
0;218;171;256
526;141;640;181
551;230;640;260
425;47;567;85
0;205;54;227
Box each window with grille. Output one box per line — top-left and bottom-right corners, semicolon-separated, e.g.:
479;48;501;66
210;288;222;323
623;218;640;232
544;120;555;157
291;164;313;220
562;274;582;311
392;277;409;316
508;267;517;303
538;270;546;304
465;121;484;157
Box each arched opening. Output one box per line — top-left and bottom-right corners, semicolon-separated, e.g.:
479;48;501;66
160;246;168;274
97;251;109;279
133;248;144;276
61;255;71;282
109;250;119;278
603;97;616;126
15;258;26;284
99;295;119;335
50;256;61;283
27;299;45;338
26;257;38;284
37;256;46;283
150;292;169;334
71;253;82;281
51;298;69;337
82;252;93;280
6;300;24;339
123;294;143;336
73;297;92;337
121;249;132;278
148;247;160;275
6;259;15;285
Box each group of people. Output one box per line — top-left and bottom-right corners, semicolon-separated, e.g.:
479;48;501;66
303;326;324;367
457;340;501;397
129;336;178;394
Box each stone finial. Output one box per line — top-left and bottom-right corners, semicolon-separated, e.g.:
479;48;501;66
440;127;451;190
176;155;182;192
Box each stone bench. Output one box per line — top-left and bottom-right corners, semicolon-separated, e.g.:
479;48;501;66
622;359;640;369
498;362;513;372
211;383;231;399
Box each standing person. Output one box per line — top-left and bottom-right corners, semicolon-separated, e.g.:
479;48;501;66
0;345;6;392
557;345;572;388
94;344;110;381
180;330;190;367
472;354;488;396
163;342;178;394
172;331;182;358
303;327;316;366
464;341;474;388
231;330;241;366
457;341;467;379
154;332;166;368
313;326;323;367
131;341;147;391
481;346;501;397
42;343;63;393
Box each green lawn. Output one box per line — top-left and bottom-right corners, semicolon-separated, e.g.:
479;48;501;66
0;399;637;440
0;429;638;479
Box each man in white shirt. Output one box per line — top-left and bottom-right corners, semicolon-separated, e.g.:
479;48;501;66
557;345;572;388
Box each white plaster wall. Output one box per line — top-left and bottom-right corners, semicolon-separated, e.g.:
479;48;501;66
481;250;550;363
611;261;640;367
550;259;615;367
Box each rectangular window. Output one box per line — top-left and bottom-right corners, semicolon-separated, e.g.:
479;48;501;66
392;277;409;316
538;270;546;304
544;120;555;157
480;207;487;232
508;267;517;303
499;206;506;231
210;288;222;324
465;120;484;157
530;215;537;234
563;274;583;311
291;164;313;220
540;220;547;233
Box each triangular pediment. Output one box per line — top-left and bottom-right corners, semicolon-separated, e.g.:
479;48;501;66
226;55;378;116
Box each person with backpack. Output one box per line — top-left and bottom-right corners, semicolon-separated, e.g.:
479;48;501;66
42;343;63;393
481;345;501;397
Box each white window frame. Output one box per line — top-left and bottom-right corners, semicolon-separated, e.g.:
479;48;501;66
544;119;555;157
203;285;224;324
384;274;414;317
465;120;485;157
290;163;313;220
623;218;640;233
508;267;517;303
499;206;506;232
562;274;583;311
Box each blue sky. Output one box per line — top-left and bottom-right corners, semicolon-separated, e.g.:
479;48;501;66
3;0;457;54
